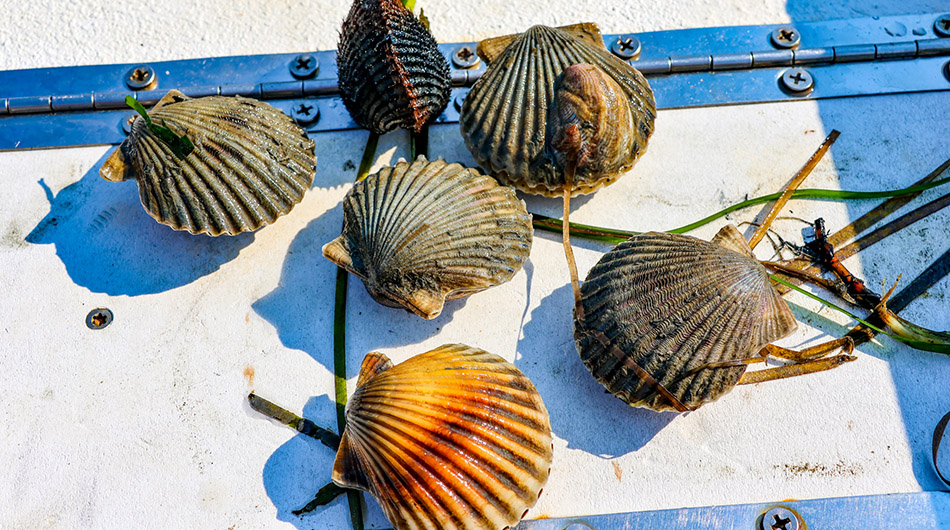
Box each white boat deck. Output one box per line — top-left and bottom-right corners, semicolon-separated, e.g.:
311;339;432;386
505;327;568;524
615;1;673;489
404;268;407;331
1;1;948;528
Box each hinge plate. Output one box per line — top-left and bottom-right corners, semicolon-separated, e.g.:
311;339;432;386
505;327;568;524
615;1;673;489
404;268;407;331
1;13;948;151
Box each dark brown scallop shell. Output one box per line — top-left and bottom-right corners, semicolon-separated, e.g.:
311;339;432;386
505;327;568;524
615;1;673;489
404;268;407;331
459;23;655;196
547;63;639;185
99;90;316;236
337;0;451;134
574;225;798;411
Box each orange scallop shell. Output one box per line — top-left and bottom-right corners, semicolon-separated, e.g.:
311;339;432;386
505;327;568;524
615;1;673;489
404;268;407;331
333;344;553;530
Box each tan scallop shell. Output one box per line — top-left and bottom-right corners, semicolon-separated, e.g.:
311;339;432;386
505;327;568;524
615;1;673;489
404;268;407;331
459;23;655;197
574;225;798;411
333;344;553;530
322;156;532;319
100;90;316;236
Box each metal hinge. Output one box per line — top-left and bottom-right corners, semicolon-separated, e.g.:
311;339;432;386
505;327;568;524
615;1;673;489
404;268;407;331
1;12;949;151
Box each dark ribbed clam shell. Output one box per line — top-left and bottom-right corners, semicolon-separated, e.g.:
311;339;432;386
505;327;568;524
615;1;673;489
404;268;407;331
337;0;451;134
333;344;553;530
574;225;797;411
322;156;532;319
99;90;316;236
459;24;655;197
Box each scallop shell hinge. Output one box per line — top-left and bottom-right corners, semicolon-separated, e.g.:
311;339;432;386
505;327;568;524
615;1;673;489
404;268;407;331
337;0;452;134
574;225;797;411
459;23;656;197
322;156;533;319
333;344;553;530
99;90;316;236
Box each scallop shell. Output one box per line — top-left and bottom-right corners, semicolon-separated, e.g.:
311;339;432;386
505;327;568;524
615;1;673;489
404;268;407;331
574;225;797;411
322;156;532;319
333;344;553;530
547;63;639;183
99;90;316;236
337;0;451;134
459;24;655;197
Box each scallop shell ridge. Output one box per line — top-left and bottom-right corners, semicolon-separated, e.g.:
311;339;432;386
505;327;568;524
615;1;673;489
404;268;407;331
574;227;797;411
460;24;656;196
333;344;553;530
322;156;533;319
101;91;316;236
338;0;451;134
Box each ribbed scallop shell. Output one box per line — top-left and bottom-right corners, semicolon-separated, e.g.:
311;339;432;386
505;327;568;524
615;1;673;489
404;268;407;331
574;225;797;411
337;0;451;134
322;156;532;319
99;90;316;236
332;344;553;530
459;24;655;197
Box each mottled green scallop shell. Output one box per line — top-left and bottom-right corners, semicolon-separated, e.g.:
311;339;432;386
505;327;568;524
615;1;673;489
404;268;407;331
100;90;316;236
323;156;532;319
459;23;655;197
574;225;798;411
333;344;553;530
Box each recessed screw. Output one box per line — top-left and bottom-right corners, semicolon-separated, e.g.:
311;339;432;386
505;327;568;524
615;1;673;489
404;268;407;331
289;54;319;79
86;308;113;330
610;35;641;60
452;46;480;69
761;506;800;530
291;100;320;125
453;89;469;112
125;65;157;90
935;14;950;38
944;60;950;82
780;68;814;94
121;113;136;135
770;26;801;49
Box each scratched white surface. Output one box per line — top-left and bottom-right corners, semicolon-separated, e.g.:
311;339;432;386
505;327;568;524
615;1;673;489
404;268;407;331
1;1;949;529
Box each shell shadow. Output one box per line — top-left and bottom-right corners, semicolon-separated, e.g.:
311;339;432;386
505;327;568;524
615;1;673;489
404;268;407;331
252;205;344;367
251;196;470;381
24;150;254;296
516;283;676;458
261;394;350;529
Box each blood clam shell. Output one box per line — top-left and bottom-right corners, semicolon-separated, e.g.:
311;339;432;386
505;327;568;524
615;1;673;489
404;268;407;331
99;90;316;236
459;23;655;197
574;225;797;411
337;0;451;134
333;344;553;530
322;156;533;319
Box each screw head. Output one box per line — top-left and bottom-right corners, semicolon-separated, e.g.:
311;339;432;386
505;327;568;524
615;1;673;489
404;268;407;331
610;35;641;60
935;14;950;38
291;100;320;125
125;65;157;90
290;54;319;79
780;68;814;94
86;308;113;330
770;26;801;49
452;46;480;69
761;506;801;530
121;113;137;135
